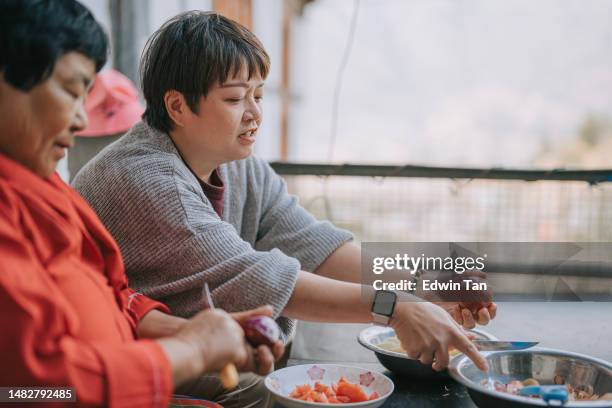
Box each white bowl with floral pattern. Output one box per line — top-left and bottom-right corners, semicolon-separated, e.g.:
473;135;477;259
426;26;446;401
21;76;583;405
265;364;394;408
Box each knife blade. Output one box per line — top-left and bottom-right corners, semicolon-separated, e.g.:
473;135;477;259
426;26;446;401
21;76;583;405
202;283;239;390
473;340;539;351
202;282;215;310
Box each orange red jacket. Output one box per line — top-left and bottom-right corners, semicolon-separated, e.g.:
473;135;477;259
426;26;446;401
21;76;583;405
0;153;173;407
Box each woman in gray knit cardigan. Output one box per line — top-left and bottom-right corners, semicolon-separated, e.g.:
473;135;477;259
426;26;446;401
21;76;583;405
73;11;497;407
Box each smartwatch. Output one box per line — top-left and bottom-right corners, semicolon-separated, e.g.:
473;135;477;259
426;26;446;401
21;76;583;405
371;290;397;326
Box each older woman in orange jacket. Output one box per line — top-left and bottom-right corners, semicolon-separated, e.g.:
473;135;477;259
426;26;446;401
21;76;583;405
0;1;283;407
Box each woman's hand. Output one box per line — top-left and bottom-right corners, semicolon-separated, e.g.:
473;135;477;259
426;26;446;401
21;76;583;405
390;297;489;372
442;301;497;329
173;309;249;372
417;270;497;329
156;305;285;386
156;308;248;386
231;305;285;375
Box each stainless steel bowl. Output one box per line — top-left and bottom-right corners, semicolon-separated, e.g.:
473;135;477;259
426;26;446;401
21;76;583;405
358;326;497;379
449;348;612;407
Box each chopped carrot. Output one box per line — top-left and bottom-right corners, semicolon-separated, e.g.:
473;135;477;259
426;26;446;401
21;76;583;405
290;383;312;398
289;377;380;404
314;382;328;393
336;381;369;402
324;388;336;398
314;392;329;403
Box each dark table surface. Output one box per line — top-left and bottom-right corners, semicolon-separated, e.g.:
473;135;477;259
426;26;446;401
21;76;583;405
366;375;476;408
270;302;612;407
272;359;477;408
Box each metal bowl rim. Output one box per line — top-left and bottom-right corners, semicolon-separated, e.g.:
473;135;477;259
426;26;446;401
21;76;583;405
447;347;612;407
357;325;497;360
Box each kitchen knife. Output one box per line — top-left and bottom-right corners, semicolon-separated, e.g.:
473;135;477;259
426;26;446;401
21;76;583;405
202;283;239;390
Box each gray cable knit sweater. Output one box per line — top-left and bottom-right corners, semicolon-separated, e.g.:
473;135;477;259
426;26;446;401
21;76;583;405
72;121;353;339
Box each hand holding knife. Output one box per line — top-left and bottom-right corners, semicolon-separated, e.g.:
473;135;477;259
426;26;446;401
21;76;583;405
202;283;240;390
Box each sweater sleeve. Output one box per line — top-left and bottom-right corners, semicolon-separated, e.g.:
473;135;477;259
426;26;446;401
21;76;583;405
74;154;300;323
58;173;172;327
253;158;354;272
0;200;173;408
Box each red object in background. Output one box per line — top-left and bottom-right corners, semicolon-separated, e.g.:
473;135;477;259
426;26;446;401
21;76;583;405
76;69;144;137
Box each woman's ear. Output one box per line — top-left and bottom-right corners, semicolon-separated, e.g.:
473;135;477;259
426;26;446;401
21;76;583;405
164;90;187;128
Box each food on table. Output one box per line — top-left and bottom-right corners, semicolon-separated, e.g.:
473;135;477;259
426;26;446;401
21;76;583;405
377;336;462;357
289;377;379;403
377;337;404;353
521;378;540;387
240;316;280;347
480;376;609;401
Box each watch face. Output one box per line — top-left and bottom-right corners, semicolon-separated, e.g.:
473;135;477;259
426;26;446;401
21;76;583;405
373;291;396;316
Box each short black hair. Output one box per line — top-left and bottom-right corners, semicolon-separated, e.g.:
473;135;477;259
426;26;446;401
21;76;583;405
141;11;270;133
0;0;108;90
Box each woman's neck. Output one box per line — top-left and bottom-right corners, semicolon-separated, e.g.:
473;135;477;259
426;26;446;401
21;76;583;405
168;130;215;183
